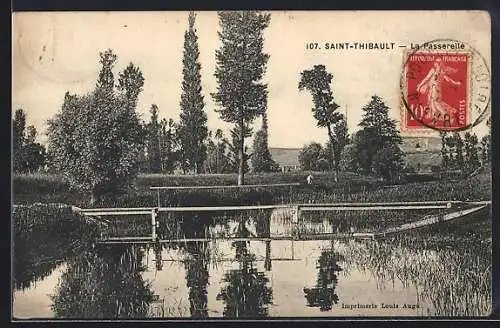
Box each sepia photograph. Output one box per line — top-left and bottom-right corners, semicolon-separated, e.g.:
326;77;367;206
11;10;491;319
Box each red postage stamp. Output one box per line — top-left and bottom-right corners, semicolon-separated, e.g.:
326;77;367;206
403;52;470;131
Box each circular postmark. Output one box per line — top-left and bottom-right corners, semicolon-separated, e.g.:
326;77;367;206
400;39;490;133
14;18;97;86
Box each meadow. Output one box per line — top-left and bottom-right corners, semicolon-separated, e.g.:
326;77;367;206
13;169;491;207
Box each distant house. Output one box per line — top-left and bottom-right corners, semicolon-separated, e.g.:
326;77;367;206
269;148;301;172
400;136;442;173
400;136;442;153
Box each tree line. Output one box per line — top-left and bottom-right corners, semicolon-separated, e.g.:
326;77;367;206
439;117;491;175
298;95;491;180
13;11;491;204
297;90;405;182
12;108;46;173
16;11;277;204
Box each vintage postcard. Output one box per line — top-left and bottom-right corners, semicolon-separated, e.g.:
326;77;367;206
12;11;491;319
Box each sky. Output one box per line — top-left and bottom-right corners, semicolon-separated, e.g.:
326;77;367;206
12;11;491;148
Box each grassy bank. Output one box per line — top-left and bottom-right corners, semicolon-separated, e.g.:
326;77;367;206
13;169;491;207
136;171;380;189
12;171;380;206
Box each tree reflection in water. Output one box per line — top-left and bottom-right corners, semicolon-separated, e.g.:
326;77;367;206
216;220;273;318
183;241;210;318
50;244;154;319
153;242;163;271
303;248;343;311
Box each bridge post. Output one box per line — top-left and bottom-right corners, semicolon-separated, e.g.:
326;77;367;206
292;205;300;223
291;205;301;240
151;208;158;241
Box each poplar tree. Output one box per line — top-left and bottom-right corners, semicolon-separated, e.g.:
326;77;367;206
178;12;208;174
298;65;348;182
463;132;480;174
212;11;271;185
160;118;178;173
147;104;162;173
251;113;277;172
118;63;145;109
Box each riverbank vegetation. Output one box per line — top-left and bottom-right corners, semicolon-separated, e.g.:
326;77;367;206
13;204;100;290
12;167;491;243
13;165;491;208
338;236;491;316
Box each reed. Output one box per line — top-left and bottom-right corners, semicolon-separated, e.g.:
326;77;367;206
336;225;491;317
147;296;190;318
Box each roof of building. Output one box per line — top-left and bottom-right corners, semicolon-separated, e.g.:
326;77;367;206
400;136;442;153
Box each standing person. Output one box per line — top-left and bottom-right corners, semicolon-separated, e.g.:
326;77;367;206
307;174;314;185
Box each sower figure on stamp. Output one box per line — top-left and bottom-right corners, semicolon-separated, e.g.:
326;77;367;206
416;58;461;127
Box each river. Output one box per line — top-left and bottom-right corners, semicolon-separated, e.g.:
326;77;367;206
12;209;491;319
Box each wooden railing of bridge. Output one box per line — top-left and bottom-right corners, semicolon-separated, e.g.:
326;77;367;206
149;183;301;208
72;200;491;244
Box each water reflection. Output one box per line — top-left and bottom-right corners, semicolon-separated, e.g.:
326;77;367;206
13;208;491;318
215;220;273;318
184;241;210;318
304;248;343;311
264;240;272;271
13;205;99;291
154;242;163;271
216;242;273;317
337;236;491;316
50;245;154;319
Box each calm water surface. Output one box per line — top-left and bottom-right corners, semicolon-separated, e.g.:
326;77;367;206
13;209;491;318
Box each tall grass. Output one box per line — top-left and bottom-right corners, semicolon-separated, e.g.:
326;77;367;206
148;296;190;318
336;215;492;317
